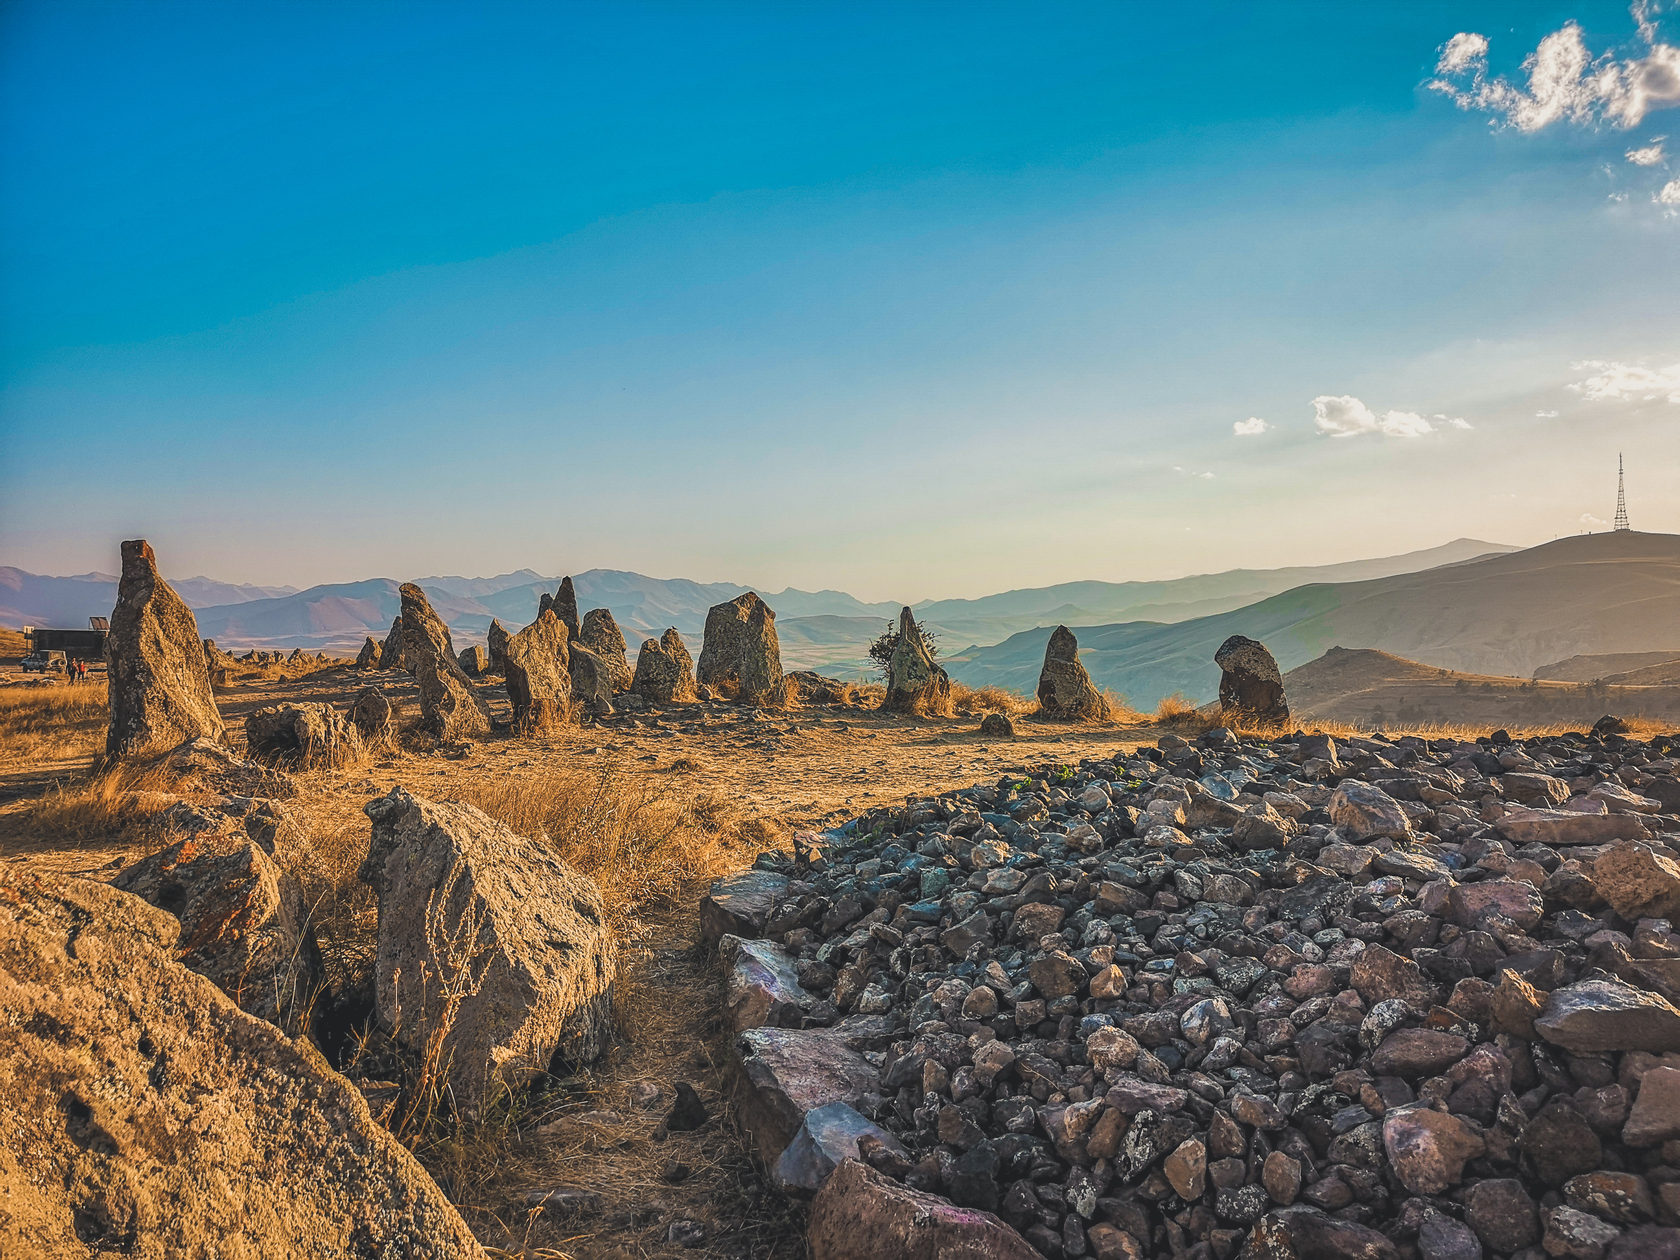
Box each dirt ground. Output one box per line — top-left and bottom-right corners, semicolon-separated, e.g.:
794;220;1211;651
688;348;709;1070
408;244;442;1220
0;663;1156;1259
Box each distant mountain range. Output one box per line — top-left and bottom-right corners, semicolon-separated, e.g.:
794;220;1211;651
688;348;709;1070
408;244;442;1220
0;539;1514;678
947;531;1680;709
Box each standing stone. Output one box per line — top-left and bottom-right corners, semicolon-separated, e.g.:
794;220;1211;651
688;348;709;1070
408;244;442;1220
106;539;226;758
554;576;581;640
399;584;491;741
359;790;616;1112
1036;625;1105;720
379;614;405;670
579;608;633;692
457;645;489;677
697;592;785;705
355;637;379;669
486;618;510;672
504;610;572;733
0;870;487;1260
631;629;696;704
1215;634;1288;726
568;645;615;718
881;606;951;715
244;703;363;769
350;687;400;747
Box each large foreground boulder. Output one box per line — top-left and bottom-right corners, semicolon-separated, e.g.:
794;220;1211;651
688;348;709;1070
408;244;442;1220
359;790;616;1111
244;702;363;769
106;539;226;758
0;870;485;1259
881;607;951;715
504;609;571;732
630;628;696;704
579;608;632;692
1215;634;1288;726
1036;624;1105;720
114;820;321;1030
399;583;491;740
697;592;785;704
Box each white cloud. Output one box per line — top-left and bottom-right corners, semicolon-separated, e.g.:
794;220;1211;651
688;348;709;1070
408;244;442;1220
1197;471;1216;480
1431;15;1680;132
1311;395;1463;438
1537;408;1561;417
1581;512;1609;528
1628;139;1668;162
1660;176;1680;201
1447;417;1475;429
1570;358;1680;402
1232;416;1270;437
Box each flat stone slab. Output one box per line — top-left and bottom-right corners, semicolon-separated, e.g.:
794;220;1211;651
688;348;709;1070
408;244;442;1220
1494;807;1652;847
733;1026;879;1166
700;870;791;946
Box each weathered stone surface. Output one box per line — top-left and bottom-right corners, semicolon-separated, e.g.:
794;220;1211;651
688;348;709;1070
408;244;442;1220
1244;1207;1400;1260
774;1103;907;1194
114;823;320;1029
355;636;380;669
350;686;400;747
359;790;615;1111
1383;1106;1484;1193
400;583;491;740
567;644;615;718
379;614;405;670
701;870;791;945
1594;842;1680;922
1328;780;1412;839
1214;633;1288;727
881;607;951;715
244;702;363;769
631;629;696;704
1037;625;1105;720
980;712;1016;737
553;576;581;640
1625;1065;1680;1146
1446;877;1545;930
697;592;785;705
733;1027;878;1166
486;618;510;671
503;609;571;733
807;1159;1039;1260
1495;806;1652;846
0;870;485;1260
106;539;226;758
579;608;632;692
1465;1178;1541;1253
1535;978;1680;1053
457;645;489;677
721;935;814;1032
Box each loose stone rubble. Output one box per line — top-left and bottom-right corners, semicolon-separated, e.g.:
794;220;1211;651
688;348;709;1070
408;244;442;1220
883;606;952;715
1216;635;1289;728
106;539;227;758
697;591;785;705
708;723;1680;1259
1038;626;1106;721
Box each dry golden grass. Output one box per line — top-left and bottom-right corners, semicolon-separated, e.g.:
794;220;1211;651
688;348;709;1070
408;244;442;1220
26;761;176;841
949;681;1034;716
0;681;108;765
454;760;779;937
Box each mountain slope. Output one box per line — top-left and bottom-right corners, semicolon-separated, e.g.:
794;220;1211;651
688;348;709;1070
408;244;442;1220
948;531;1680;710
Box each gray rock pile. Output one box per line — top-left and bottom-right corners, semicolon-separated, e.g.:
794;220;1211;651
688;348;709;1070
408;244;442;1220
698;591;785;705
1217;635;1289;728
106;539;226;758
708;723;1680;1259
399;583;491;741
631;628;697;704
580;607;633;692
1038;626;1105;721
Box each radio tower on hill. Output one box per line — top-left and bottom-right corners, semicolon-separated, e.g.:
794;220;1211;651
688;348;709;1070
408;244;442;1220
1614;453;1630;532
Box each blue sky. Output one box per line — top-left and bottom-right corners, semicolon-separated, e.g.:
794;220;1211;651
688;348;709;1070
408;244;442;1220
2;1;1677;600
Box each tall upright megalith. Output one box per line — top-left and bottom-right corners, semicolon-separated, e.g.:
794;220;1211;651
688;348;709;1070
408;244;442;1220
881;607;950;714
106;539;226;758
400;583;491;740
1215;634;1289;727
697;592;784;705
1036;625;1105;720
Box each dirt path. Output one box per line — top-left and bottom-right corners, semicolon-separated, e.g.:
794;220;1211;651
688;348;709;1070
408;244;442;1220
0;666;1158;1258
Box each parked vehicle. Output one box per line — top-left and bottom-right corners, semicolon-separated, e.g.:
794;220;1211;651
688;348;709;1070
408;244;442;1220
21;650;67;674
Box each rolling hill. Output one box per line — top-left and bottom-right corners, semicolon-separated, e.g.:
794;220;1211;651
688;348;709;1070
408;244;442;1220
1532;650;1680;683
1284;646;1680;729
947;531;1680;710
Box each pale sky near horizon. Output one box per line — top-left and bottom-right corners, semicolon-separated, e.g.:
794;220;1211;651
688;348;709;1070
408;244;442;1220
2;2;1678;603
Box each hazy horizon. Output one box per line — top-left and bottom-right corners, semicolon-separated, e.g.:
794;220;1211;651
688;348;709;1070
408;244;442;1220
3;2;1678;601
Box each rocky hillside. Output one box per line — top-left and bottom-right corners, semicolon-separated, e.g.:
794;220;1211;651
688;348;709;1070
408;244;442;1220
949;532;1680;711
